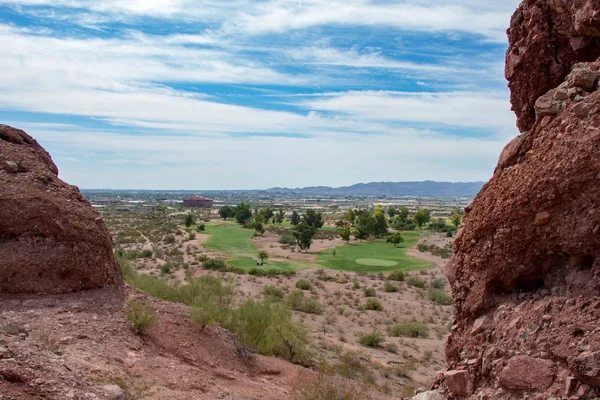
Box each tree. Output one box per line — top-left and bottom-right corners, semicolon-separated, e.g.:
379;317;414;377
387;207;398;217
372;206;388;237
293;222;317;251
354;209;374;240
219;205;235;220
184;214;195;228
250;218;265;235
275;209;285;224
397;207;410;223
343;209;356;223
386;232;404;247
258;251;269;263
258;207;274;224
413;209;431;228
338;225;351;243
290;211;300;226
303;210;324;229
235;202;252;225
450;212;462;228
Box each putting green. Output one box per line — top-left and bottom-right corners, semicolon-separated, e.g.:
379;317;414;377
355;258;398;267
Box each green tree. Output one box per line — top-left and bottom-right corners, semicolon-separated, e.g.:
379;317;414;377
235;202;252;225
450;212;462;228
293;222;317;251
251;218;265;235
386;232;404;247
343;209;356;223
354;209;374;240
184;214;195;228
372;206;388;237
275;209;285;224
398;207;410;223
219;205;235;220
290;210;300;226
258;250;269;263
387;207;398;217
303;210;324;229
413;209;431;228
259;207;274;224
338;225;351;243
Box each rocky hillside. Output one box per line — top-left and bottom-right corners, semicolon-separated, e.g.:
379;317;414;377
0;125;122;294
419;1;600;399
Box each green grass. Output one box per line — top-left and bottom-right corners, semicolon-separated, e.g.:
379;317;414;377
317;231;430;273
203;223;310;272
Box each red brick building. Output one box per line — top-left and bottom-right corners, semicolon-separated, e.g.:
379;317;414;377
183;196;213;208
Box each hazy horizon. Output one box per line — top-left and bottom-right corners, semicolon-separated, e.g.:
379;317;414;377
1;1;520;190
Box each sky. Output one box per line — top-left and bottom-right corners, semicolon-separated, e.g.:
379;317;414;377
0;0;522;190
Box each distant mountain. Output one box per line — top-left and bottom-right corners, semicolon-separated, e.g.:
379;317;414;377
265;181;485;197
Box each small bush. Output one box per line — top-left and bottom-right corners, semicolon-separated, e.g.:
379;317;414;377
363;298;383;311
279;233;296;246
126;300;157;335
358;330;384;347
407;276;426;288
203;258;227;271
431;278;445;289
353;279;361;289
388;271;405;281
196;223;206;232
383;281;398;292
188;232;196;241
294;371;373;400
286;290;323;314
264;285;284;299
388;322;429;338
164;235;175;244
160;263;172;274
363;287;376;297
190;276;234;331
428;288;452;305
384;342;398;354
296;279;311;290
140;249;153;258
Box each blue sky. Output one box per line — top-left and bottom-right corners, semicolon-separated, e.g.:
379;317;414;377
0;0;521;189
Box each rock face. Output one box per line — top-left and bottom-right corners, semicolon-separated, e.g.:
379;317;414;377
0;125;122;294
506;0;600;132
440;1;600;398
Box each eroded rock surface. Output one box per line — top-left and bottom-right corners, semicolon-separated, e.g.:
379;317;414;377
0;125;122;294
437;1;600;398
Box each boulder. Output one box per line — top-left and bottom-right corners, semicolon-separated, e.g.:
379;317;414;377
0;125;122;294
572;351;600;387
411;390;447;400
498;356;556;391
443;370;473;397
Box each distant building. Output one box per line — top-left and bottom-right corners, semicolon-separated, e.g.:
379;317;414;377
183;196;213;208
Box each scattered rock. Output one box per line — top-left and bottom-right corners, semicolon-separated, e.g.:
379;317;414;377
411;390;447;400
535;211;552;226
102;384;124;400
572;351;600;387
499;356;557;391
567;67;600;90
443;369;473;397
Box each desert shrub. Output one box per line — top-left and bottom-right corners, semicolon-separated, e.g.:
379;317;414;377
140;249;153;258
358;330;384;347
384;342;398;354
264;285;284;299
428;288;452;305
391;358;418;378
221;299;313;366
189;276;234;331
383;281;398;292
296;279;311;290
331;351;375;385
430;278;445;289
363;298;383;311
286;290;323;314
407;276;426;288
294;371;373;400
160;263;172;274
279;233;296;246
126;300;157;335
196;223;205;232
387;271;405;281
164;235;175;244
388;322;429;338
362;287;376;297
198;254;208;263
353;279;361;289
188;232;196;241
203;258;227;271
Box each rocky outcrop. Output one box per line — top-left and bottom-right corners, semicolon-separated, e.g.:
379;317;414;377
505;0;600;132
435;1;600;399
0;125;122;294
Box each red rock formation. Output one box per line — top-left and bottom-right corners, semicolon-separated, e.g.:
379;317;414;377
0;125;122;294
505;0;600;133
436;1;600;398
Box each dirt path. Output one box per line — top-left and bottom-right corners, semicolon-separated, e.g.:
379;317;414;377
406;233;452;269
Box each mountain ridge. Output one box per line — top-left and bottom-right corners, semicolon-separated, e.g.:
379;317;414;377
265;180;485;197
